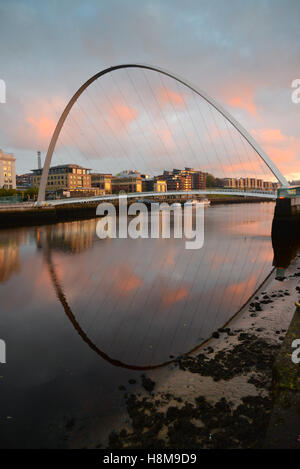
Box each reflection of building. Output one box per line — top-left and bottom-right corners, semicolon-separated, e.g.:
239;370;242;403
0;232;21;283
0;245;20;282
31;164;91;193
0;149;16;189
40;219;97;254
91;173;112;193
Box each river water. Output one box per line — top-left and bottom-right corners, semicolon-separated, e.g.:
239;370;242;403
0;202;276;447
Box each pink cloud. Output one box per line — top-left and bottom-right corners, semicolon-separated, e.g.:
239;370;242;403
222;84;257;116
157;87;185;108
27;116;56;140
106;101;139;133
253;127;300;178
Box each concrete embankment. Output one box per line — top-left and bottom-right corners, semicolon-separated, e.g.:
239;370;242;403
0;202;100;229
208;196;273;206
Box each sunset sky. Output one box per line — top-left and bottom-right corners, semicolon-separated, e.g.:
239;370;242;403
0;0;299;181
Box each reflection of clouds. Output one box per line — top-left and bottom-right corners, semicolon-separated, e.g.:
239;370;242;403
111;264;143;294
227;220;270;236
0;230;28;283
224;274;257;299
0;252;57;315
161;284;188;306
209;252;229;270
0;203;275;365
223;203;274;238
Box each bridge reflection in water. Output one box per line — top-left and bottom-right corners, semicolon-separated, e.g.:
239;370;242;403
37;203;276;369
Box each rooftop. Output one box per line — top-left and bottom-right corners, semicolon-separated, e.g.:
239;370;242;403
0;149;15;161
31;164;91;173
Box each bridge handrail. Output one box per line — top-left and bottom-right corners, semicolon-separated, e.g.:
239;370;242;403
40;188;277;206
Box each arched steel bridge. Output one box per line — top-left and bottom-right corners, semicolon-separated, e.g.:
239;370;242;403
37;63;289;205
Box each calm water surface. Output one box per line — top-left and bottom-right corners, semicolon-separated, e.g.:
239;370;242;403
0;202;275;447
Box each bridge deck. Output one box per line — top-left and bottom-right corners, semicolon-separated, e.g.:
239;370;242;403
40;189;277;206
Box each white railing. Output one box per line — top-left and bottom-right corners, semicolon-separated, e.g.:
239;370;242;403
39;188;277;207
0;201;35;210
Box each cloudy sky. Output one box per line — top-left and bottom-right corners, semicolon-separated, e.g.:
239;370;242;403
0;0;299;181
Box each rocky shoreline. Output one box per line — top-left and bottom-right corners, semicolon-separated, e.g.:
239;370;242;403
105;253;300;449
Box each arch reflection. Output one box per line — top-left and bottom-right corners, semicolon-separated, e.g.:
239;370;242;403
39;204;275;368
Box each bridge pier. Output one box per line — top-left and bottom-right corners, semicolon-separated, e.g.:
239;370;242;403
275;186;300;221
272;186;300;280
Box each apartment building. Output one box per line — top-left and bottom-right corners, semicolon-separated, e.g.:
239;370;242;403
31;164;91;192
0;149;16;189
143;178;167;192
111;175;142;193
223;177;277;190
161;168;206;192
91;173;112;194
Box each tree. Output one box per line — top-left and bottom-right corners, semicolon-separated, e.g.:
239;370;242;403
0;188;17;197
24;187;39;200
206;173;217;187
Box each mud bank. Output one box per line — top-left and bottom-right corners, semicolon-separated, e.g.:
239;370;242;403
103;254;300;449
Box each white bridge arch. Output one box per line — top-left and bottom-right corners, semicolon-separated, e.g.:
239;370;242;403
37;64;289;204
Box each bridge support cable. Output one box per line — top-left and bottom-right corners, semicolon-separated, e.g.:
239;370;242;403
208;103;244;179
223;118;260;182
94;77;153;176
61;105;104;168
157;73;196;169
85;84;136;175
125;68;181;173
171;79;213;174
109;69;165;177
160;74;203;171
141;68;187;170
74;91;123;175
191;88;229;180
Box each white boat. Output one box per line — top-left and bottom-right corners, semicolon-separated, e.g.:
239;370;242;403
185;198;211;206
201;198;211;206
185;199;198;206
